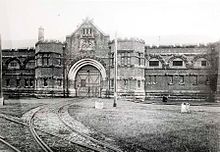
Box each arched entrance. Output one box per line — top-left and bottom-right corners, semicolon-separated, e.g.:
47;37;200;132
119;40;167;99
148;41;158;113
75;65;102;97
68;58;107;97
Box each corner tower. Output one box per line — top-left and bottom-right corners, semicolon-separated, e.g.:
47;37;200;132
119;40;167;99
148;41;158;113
109;38;146;101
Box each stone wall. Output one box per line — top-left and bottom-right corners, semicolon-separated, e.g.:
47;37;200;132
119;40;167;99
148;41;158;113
145;45;217;102
2;48;35;98
35;41;64;97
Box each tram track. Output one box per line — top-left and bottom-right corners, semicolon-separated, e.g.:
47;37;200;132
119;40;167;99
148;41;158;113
0;100;123;152
56;103;123;152
0;135;21;152
28;106;54;152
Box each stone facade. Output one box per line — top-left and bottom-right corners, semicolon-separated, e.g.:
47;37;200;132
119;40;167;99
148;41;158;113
1;19;220;102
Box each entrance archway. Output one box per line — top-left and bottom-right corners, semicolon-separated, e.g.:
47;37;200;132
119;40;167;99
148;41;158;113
68;58;107;97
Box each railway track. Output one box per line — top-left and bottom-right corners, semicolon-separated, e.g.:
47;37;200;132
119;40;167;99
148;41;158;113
29;104;105;152
56;103;123;152
28;106;54;152
0;135;21;152
1;100;123;152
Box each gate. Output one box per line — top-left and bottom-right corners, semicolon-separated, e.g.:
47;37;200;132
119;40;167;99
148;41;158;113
75;65;102;97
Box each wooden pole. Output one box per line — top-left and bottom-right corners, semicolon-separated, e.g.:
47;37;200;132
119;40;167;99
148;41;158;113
113;33;117;107
0;34;4;105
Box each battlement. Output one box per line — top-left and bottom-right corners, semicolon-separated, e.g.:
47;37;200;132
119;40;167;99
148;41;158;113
145;43;209;49
2;47;35;52
36;39;63;46
110;37;145;44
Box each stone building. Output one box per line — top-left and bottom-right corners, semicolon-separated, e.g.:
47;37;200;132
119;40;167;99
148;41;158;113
1;19;220;102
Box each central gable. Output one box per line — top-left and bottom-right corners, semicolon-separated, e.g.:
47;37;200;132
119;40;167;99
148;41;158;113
66;18;110;57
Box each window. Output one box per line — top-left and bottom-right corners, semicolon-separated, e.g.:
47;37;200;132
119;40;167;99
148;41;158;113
138;53;141;66
25;79;29;87
138;80;141;88
16;79;20;87
25;60;35;69
121;57;125;65
201;61;207;66
111;53;114;66
82;28;92;35
149;61;159;67
173;61;183;66
8;60;20;69
124;79;128;86
179;75;184;84
111;79;114;87
81;79;86;87
127;57;131;65
30;79;34;87
57;79;62;86
168;75;173;85
6;79;10;87
10;62;17;67
58;58;61;65
43;78;48;86
193;75;198;85
42;54;49;65
205;76;210;85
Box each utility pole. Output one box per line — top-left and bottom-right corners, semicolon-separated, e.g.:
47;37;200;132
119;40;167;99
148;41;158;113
0;34;4;105
113;33;117;107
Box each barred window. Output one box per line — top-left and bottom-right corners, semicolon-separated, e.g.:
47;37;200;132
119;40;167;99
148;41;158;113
124;79;128;86
149;61;159;67
43;78;48;86
138;80;141;88
173;61;183;66
201;60;207;66
179;75;184;84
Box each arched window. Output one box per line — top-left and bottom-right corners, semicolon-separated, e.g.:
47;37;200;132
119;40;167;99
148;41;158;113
25;60;35;69
148;58;162;68
193;58;210;68
8;60;20;69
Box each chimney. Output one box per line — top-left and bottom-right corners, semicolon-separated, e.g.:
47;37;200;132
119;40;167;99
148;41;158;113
38;26;44;41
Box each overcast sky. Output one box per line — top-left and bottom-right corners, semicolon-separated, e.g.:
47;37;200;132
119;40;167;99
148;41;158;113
0;0;220;48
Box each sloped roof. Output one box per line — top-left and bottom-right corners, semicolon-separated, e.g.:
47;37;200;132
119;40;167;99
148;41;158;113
66;18;108;38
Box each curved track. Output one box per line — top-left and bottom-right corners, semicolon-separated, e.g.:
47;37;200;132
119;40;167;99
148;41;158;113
56;103;123;152
28;106;54;152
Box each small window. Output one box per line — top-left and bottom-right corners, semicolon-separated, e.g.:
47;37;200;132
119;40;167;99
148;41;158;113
168;75;173;85
57;79;62;86
81;79;86;87
179;75;184;84
201;61;207;66
124;79;128;86
30;79;34;87
16;79;20;87
6;79;10;87
173;61;183;66
128;57;131;65
111;79;114;87
193;75;198;85
43;78;48;86
58;58;61;65
25;79;29;87
138;80;141;88
149;61;159;67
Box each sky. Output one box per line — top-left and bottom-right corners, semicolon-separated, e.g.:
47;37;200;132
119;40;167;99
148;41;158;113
0;0;220;48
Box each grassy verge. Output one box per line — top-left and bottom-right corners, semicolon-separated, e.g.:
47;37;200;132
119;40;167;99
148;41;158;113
68;98;220;152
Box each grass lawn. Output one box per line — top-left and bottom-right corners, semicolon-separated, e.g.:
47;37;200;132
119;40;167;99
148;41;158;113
68;98;220;152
